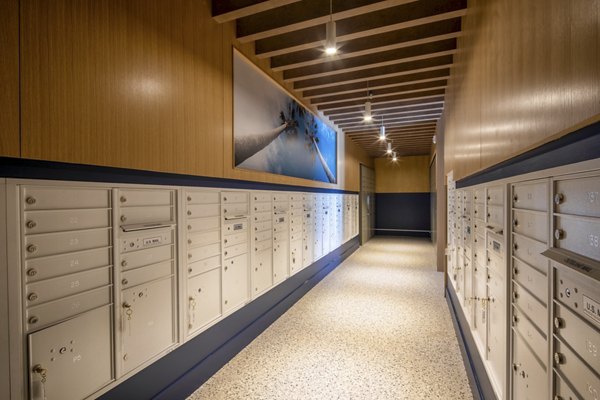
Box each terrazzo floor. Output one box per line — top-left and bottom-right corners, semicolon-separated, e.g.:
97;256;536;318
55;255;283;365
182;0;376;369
188;237;473;400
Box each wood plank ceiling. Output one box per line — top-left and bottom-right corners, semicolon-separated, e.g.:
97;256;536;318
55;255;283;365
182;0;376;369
212;0;467;157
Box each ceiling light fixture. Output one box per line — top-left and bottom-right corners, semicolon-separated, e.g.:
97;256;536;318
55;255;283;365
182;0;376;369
386;142;392;155
324;0;337;55
364;86;373;122
392;152;398;162
379;116;386;140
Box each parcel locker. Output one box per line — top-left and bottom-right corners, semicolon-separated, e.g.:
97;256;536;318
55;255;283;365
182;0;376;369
252;247;273;296
187;268;221;334
28;306;113;400
487;290;507;400
120;277;176;374
273;240;289;285
512;332;548;400
289;239;302;275
222;253;249;313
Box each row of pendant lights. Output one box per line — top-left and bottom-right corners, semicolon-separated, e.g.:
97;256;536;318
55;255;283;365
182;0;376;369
322;4;395;162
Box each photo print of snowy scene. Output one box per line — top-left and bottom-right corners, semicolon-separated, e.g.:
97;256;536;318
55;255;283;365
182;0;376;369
233;50;337;184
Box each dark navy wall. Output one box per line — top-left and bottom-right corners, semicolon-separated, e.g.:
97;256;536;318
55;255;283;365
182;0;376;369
375;192;431;237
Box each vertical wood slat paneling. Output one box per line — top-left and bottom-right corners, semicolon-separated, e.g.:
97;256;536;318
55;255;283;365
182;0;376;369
0;0;20;157
443;0;600;180
374;155;430;193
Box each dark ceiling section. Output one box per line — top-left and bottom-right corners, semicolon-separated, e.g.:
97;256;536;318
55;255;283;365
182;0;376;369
212;0;466;157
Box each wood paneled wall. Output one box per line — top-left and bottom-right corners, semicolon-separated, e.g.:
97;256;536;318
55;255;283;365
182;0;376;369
0;0;19;157
374;155;430;193
11;0;372;190
443;0;600;180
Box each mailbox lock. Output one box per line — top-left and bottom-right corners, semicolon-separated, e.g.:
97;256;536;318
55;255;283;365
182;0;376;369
513;267;519;275
188;268;193;273
28;316;39;325
122;279;128;285
120;215;127;222
187;195;192;201
26;244;38;254
223;197;227;201
554;229;565;240
188;253;192;259
120;196;127;203
554;317;565;329
187;210;192;216
26;220;37;229
513;195;518;202
32;364;47;382
224;209;228;213
512;291;519;300
27;268;38;277
512;363;521;372
25;196;37;205
188;239;192;244
554;193;564;205
554;352;565;365
513;243;519;251
554;396;564;400
512;315;518;324
187;225;192;231
121;260;128;267
224;266;228;271
27;293;38;302
513;219;519;227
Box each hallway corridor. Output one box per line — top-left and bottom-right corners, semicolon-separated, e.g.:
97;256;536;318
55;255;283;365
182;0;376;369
188;237;473;400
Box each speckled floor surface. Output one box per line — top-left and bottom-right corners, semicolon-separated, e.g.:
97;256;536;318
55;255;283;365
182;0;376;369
188;237;473;400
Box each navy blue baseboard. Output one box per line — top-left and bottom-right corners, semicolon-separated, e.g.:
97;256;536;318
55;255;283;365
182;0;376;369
100;236;360;400
374;230;431;238
446;283;496;400
375;192;431;236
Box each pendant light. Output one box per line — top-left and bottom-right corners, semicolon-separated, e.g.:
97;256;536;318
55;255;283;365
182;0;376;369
392;151;398;162
386;142;392;155
364;86;373;122
325;0;337;55
379;116;386;140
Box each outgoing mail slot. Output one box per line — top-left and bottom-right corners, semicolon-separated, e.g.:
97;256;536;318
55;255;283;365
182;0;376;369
512;306;547;365
553;338;600;400
512;210;548;243
221;191;248;204
273;202;289;212
487;205;504;228
25;247;111;283
253;220;272;232
513;258;548;304
187;230;220;249
254;238;272;252
24;208;111;234
26;285;111;332
118;189;173;206
512;331;548;400
252;192;271;203
26;266;111;306
186;191;219;205
222;203;249;218
121;261;173;289
186;204;220;218
223;242;248;260
554;302;600;373
187;216;219;233
253;211;271;223
187;255;221;278
253;230;272;243
188;243;220;263
253;202;271;213
223;232;247;248
224;219;248;235
187;268;221;335
272;193;289;202
28;306;113;400
513;233;548;271
554;175;600;218
119;228;173;253
487;186;504;205
513;283;547;332
120;205;174;226
554;263;600;330
121;245;172;271
554;214;600;262
512;181;548;212
24;228;112;259
22;186;110;211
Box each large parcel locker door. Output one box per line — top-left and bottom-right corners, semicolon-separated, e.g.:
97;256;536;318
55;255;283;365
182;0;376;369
28;307;113;400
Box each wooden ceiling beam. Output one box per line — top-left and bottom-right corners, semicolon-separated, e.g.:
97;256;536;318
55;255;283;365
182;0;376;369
212;0;301;23
345;124;437;135
338;112;441;129
302;68;449;98
323;97;444;117
346;129;436;139
271;18;462;70
236;0;418;42
331;106;443;123
294;55;453;90
283;39;457;81
317;89;445;111
312;80;447;105
342;118;438;132
254;0;467;58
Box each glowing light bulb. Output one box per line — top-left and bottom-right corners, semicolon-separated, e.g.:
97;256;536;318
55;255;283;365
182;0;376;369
325;20;337;55
364;101;372;121
379;125;386;140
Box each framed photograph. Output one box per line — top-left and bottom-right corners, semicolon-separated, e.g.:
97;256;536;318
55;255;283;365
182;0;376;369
233;49;337;184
